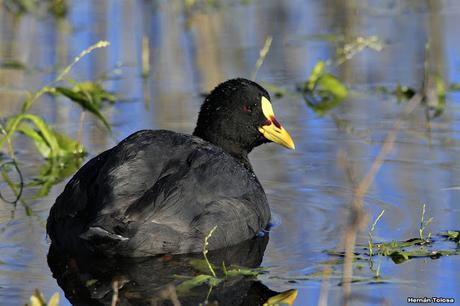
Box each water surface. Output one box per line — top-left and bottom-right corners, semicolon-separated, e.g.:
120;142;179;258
1;0;460;305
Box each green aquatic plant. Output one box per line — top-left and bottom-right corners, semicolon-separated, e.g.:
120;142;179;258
252;36;273;81
53;81;116;130
296;208;460;287
26;290;59;306
299;60;348;115
368;209;385;270
28;155;83;198
0;41;111;202
263;289;298;306
2;114;84;159
440;231;460;245
419;203;433;241
176;225;265;297
298;35;383;115
203;225;218;278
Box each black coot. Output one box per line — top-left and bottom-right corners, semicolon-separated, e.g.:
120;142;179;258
46;78;295;257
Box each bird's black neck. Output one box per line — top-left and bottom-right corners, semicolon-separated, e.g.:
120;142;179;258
193;130;253;171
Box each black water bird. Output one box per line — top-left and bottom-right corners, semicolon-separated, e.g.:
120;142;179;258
46;78;295;257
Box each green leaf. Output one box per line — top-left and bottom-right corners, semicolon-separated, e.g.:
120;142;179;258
443;231;460;242
29;296;43;306
47;292;60;306
16;125;52;157
54;82;114;130
300;61;348;115
389;251;410;264
74;81;116;105
306;61;325;91
29;155;83;198
3;114;60;157
189;259;217;274
316;74;348;100
6;114;84;158
264;289;298;306
1;114;84;160
28;289;46;306
176;274;221;295
304;74;348;115
224;267;264;277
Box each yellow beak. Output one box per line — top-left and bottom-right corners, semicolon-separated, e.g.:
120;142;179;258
258;97;295;150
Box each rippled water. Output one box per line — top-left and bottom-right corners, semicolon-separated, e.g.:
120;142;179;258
1;0;460;305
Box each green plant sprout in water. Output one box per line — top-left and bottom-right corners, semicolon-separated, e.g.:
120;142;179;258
0;41;113;205
203;225;218;278
175;226;292;304
367;204;438;264
276;207;460;285
176;225;261;296
368;209;385;271
419;203;433;241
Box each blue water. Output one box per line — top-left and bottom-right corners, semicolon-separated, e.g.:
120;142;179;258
1;0;460;305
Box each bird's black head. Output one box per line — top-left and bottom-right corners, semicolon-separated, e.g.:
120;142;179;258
193;78;295;163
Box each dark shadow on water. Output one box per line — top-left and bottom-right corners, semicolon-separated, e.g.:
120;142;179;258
47;236;278;306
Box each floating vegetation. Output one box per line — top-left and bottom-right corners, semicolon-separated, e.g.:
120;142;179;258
440;231;460;243
270;205;460;286
357;205;459;265
298;60;348;116
175;226;268;298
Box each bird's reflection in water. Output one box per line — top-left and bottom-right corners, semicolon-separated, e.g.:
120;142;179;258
48;236;281;306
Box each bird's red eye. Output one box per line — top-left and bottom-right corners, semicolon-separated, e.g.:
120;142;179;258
242;105;252;113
